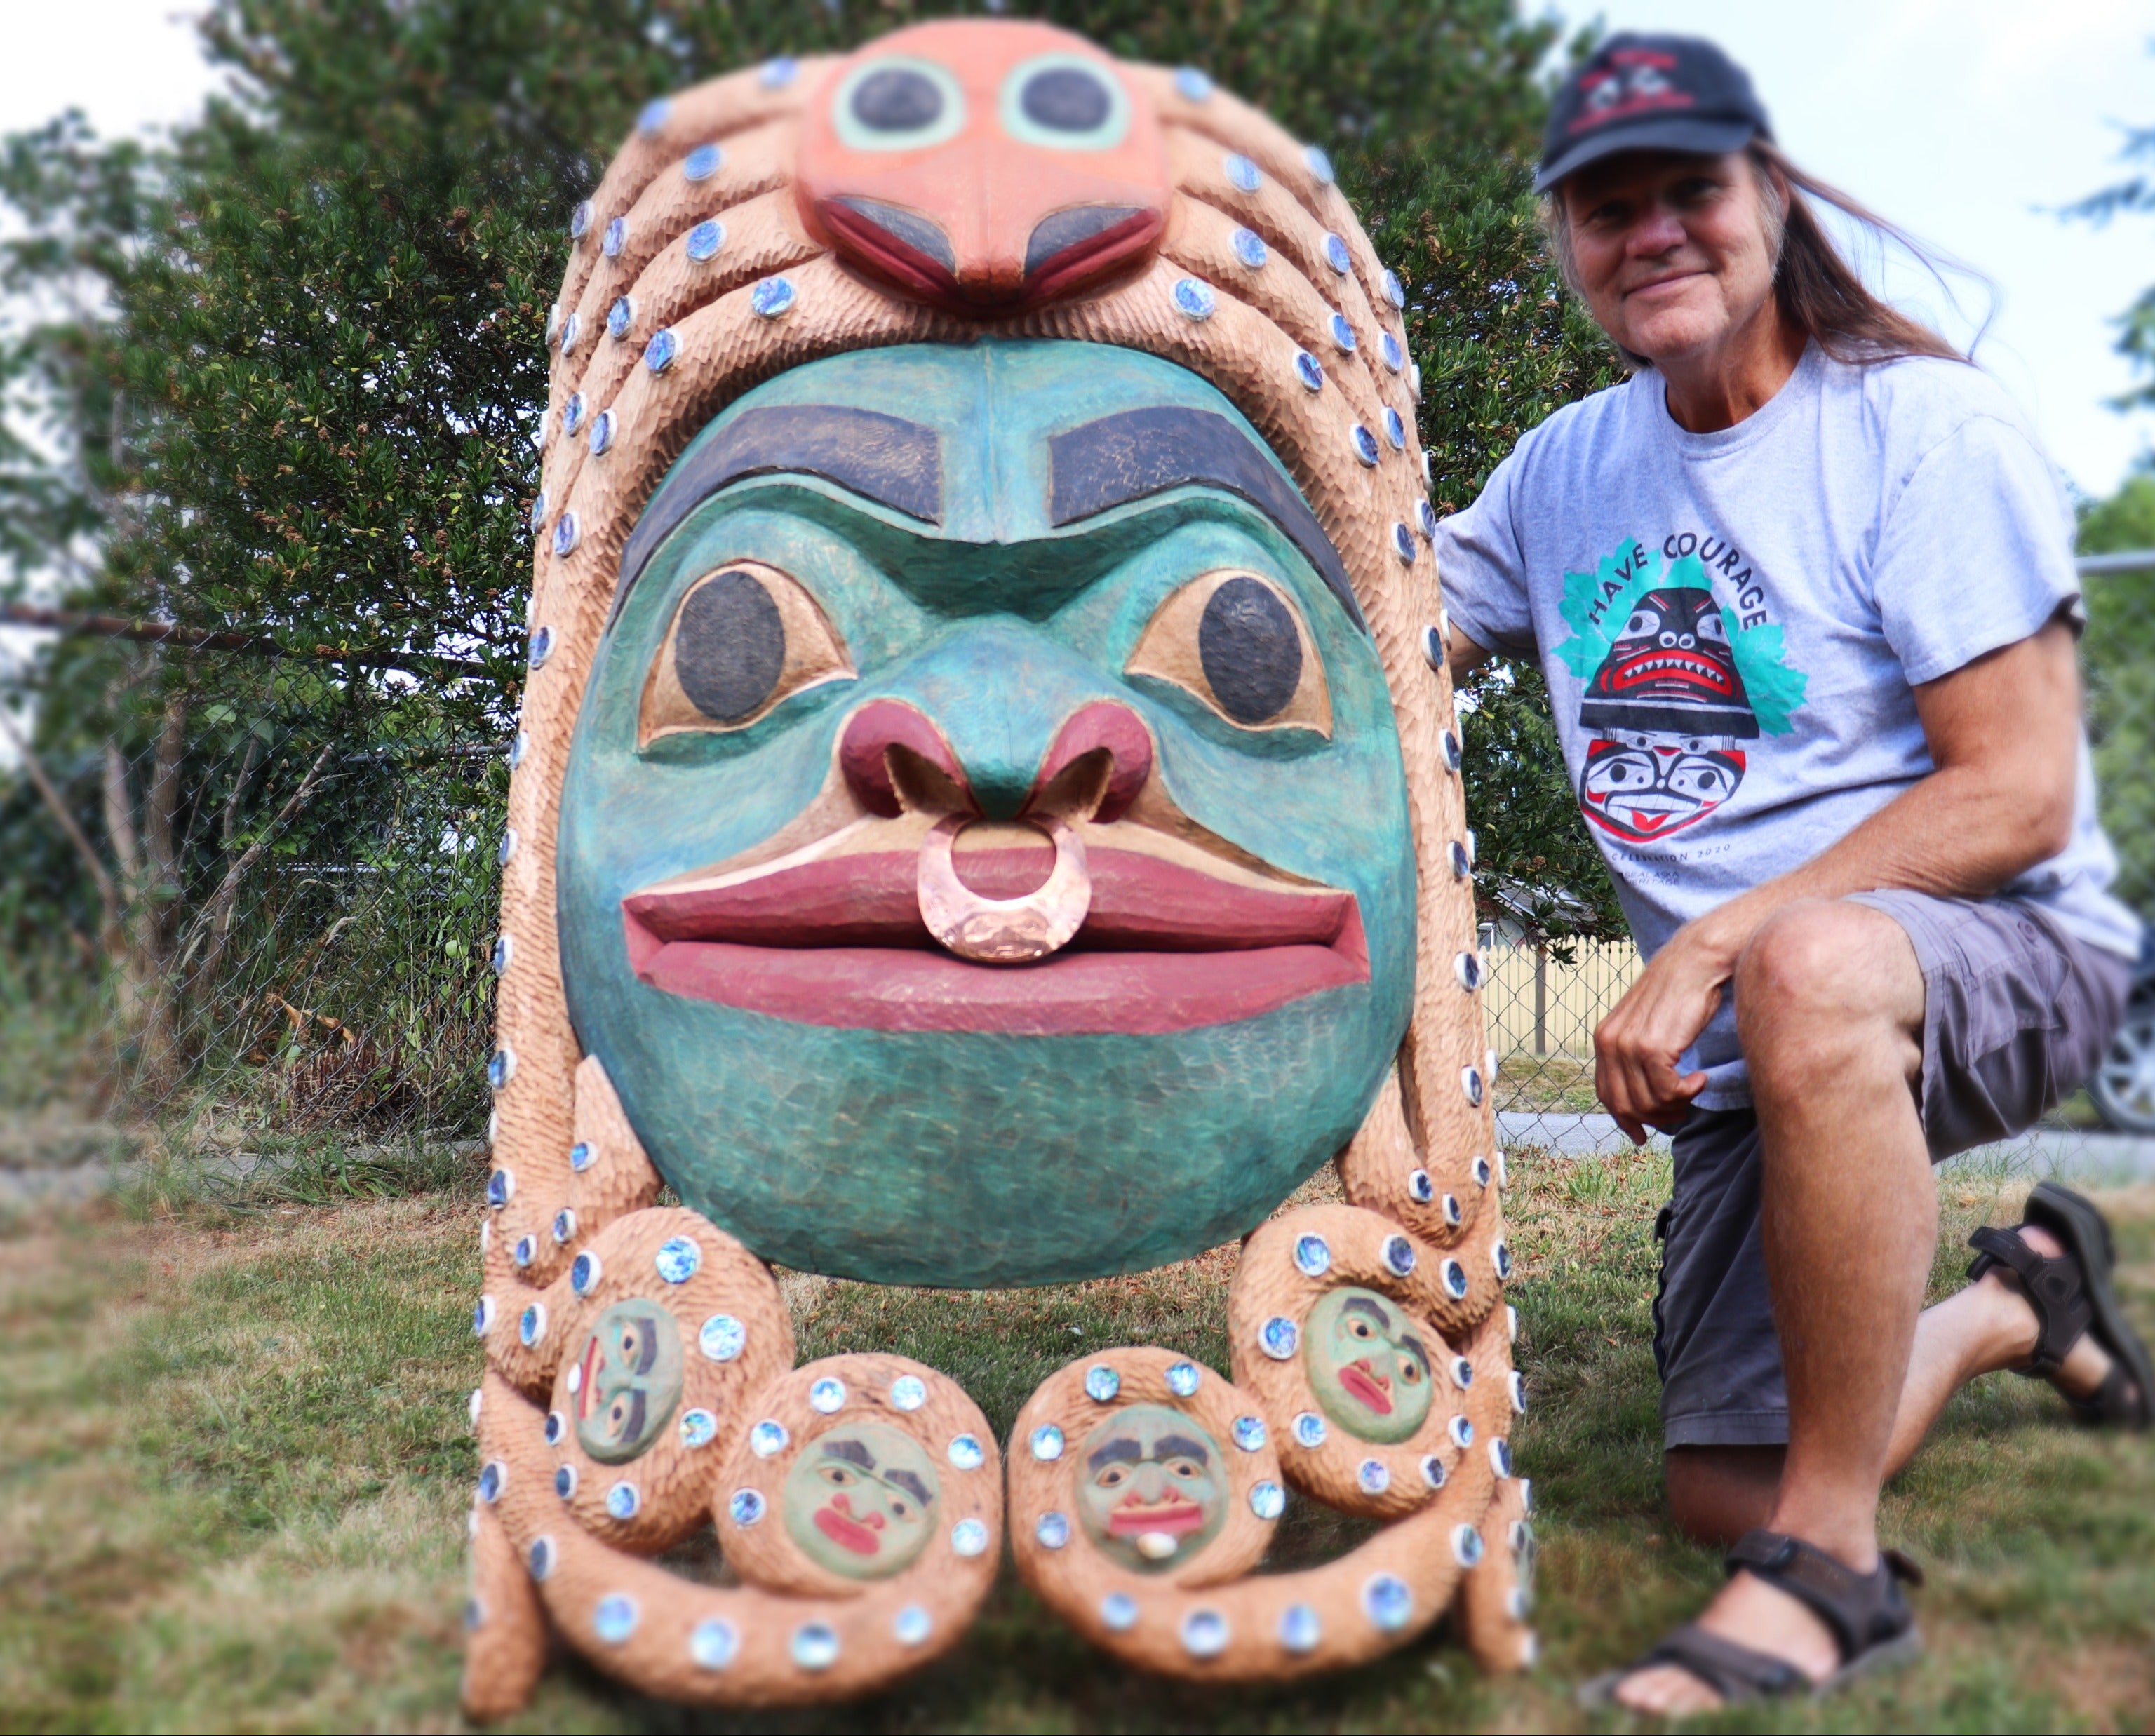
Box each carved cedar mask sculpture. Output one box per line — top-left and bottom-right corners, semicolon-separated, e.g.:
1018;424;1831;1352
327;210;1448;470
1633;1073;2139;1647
466;20;1531;1717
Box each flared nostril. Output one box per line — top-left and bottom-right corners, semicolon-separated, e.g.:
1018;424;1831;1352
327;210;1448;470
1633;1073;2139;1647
838;700;972;817
1029;701;1153;823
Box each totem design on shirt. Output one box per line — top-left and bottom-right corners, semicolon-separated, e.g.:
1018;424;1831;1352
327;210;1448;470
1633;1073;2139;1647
1555;541;1806;845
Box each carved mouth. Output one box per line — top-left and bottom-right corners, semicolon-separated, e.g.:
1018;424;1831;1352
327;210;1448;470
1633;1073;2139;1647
622;817;1366;1035
813;1505;884;1555
1107;1497;1207;1536
1338;1361;1395;1415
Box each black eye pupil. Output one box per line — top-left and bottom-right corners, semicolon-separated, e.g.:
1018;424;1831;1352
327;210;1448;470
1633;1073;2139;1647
852;67;944;133
1021;67;1110;133
1198;577;1303;725
676;570;786;722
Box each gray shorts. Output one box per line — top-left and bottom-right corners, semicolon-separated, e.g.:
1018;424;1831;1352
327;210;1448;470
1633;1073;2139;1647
1655;891;2135;1450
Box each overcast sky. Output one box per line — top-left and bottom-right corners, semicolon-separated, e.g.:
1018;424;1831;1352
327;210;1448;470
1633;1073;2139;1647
3;0;2151;498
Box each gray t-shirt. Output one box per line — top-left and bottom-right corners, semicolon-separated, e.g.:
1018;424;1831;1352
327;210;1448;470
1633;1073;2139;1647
1438;342;2140;1109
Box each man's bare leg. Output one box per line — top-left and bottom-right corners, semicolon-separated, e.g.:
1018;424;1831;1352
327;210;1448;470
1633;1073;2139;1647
1667;1243;2121;1547
1616;900;1931;1716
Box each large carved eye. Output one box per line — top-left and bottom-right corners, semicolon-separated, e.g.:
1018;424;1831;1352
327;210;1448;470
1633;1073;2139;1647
1126;570;1331;735
999;53;1130;150
640;562;852;743
1696;608;1728;645
832;56;965;152
1623;607;1661;639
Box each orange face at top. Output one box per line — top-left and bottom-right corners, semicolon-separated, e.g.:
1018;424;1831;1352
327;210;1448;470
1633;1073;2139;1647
795;19;1172;316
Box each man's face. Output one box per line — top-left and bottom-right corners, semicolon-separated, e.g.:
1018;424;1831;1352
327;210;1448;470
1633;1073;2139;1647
558;342;1416;1288
781;1421;939;1580
1561;150;1780;366
1075;1404;1228;1573
572;1300;684;1465
1303;1285;1435;1445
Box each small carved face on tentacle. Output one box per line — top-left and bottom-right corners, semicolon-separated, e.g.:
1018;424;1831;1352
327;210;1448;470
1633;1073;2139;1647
558;341;1417;1288
1304;1284;1433;1445
781;1420;940;1580
572;1300;685;1464
1074;1404;1228;1573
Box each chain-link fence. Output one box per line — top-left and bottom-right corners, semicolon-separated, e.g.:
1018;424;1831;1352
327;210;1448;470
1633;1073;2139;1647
3;560;2151;1181
0;645;505;1174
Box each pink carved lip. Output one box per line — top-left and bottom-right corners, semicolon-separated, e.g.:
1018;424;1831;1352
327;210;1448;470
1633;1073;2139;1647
621;836;1367;1035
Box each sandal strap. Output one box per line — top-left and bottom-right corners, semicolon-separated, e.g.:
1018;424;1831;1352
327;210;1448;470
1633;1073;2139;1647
1635;1623;1811;1704
1966;1223;2093;1377
2067;1361;2151;1429
1725;1530;1920;1662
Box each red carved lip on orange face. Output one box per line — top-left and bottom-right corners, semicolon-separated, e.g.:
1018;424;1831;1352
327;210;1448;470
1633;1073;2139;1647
622;843;1367;1035
1106;1495;1208;1536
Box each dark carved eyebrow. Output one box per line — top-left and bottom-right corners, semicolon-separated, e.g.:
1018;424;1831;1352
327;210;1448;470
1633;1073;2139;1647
1047;407;1367;633
1343;1296;1394;1328
1399;1333;1427;1365
1087;1437;1145;1472
1154;1434;1211;1465
618;403;942;599
821;1437;878;1471
884;1469;933;1507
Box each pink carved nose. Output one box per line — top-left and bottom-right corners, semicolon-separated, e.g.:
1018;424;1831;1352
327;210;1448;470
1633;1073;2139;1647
1028;702;1153;823
840;699;1153;823
838;701;971;818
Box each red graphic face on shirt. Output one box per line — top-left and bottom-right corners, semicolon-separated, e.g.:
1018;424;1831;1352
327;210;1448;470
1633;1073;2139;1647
1579;736;1746;843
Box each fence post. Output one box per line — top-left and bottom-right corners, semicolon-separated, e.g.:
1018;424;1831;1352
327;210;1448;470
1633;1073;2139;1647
1533;941;1548;1057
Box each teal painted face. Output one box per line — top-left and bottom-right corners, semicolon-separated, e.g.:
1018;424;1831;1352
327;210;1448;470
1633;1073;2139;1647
558;341;1415;1286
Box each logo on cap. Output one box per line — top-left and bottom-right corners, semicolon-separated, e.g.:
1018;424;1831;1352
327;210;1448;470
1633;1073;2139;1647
1571;50;1695;136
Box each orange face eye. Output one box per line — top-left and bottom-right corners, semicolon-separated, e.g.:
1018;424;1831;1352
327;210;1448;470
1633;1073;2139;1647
831;56;965;152
998;53;1130;151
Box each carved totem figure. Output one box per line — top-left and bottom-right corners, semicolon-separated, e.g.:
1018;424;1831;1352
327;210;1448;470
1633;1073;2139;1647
466;21;1531;1716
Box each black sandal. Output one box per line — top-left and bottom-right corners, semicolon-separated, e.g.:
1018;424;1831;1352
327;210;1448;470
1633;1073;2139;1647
1578;1529;1923;1710
1967;1180;2152;1429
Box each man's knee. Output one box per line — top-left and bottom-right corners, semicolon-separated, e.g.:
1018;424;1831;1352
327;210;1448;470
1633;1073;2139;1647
1733;900;1922;1077
1664;1444;1784;1547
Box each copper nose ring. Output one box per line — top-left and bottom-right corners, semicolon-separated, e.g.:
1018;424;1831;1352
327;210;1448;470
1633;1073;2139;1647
915;814;1091;964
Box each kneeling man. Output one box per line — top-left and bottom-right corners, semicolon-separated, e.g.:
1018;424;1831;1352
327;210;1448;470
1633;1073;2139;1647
1437;32;2149;1716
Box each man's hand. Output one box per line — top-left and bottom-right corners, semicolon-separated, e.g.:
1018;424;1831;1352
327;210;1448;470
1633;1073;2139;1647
1594;913;1739;1143
1586;621;2081;1144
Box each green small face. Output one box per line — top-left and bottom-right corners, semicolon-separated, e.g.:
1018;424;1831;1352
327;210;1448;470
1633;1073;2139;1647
781;1421;940;1579
572;1300;685;1465
1075;1404;1227;1573
1304;1286;1432;1445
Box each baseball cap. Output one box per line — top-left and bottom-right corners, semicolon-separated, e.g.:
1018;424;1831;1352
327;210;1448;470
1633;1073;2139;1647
1536;34;1771;194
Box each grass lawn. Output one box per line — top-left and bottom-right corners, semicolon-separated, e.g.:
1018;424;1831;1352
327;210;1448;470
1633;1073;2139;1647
1;1145;2149;1734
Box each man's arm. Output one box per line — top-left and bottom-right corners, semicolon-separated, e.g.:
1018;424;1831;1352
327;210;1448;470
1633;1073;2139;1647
1448;630;1494;686
1592;619;2082;1143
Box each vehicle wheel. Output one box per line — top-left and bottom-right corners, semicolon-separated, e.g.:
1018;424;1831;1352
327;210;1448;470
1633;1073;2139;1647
2090;1002;2155;1134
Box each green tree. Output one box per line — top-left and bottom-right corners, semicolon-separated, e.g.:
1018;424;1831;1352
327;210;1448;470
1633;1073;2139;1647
0;0;1623;1120
2075;470;2155;915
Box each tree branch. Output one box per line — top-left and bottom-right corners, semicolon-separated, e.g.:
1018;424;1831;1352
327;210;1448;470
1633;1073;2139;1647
1;602;494;678
0;703;121;931
184;739;337;995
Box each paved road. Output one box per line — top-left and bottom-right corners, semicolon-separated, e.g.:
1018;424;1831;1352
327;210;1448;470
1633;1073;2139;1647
1497;1110;2155;1182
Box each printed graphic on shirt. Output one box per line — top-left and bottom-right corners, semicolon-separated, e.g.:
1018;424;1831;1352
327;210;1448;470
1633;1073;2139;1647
1554;539;1806;845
